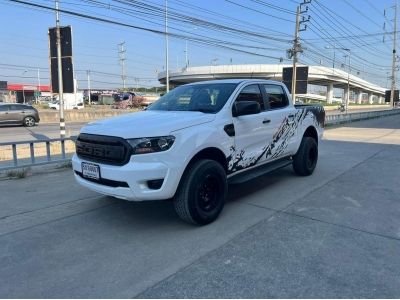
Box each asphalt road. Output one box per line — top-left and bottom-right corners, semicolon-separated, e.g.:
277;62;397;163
0;115;400;297
0;106;393;143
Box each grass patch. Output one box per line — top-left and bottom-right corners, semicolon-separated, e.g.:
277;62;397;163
6;168;29;179
57;160;72;169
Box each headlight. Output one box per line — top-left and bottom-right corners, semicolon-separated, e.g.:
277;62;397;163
126;136;175;154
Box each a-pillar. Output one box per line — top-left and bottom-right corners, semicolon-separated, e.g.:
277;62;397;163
357;91;363;104
368;93;374;104
326;83;334;104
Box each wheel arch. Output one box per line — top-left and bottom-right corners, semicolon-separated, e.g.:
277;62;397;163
303;126;318;145
186;147;228;173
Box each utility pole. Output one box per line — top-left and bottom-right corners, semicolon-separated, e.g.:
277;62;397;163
289;0;310;104
55;0;65;139
87;70;91;106
291;6;300;104
390;1;397;107
118;41;126;90
165;0;169;92
37;68;41;103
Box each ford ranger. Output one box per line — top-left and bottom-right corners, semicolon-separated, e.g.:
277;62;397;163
72;79;325;225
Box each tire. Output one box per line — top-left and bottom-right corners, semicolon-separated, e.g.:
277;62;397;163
293;136;318;176
174;159;227;225
23;116;36;127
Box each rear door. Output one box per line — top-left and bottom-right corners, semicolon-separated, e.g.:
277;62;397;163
0;105;10;124
9;105;25;123
261;84;297;160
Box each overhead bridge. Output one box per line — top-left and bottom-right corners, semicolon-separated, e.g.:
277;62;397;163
158;64;386;104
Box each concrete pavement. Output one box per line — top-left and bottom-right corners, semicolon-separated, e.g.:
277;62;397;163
0;115;399;298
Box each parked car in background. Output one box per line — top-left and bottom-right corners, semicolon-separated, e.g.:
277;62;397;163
48;99;85;110
48;101;59;110
112;92;145;109
0;103;40;127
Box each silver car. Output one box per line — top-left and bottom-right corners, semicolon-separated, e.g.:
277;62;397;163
0;103;40;127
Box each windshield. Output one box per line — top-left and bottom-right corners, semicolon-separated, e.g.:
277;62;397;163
148;83;238;113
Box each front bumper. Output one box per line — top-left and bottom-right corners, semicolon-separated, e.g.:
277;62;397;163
72;154;183;201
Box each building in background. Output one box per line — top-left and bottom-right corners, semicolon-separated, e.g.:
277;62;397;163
6;84;51;103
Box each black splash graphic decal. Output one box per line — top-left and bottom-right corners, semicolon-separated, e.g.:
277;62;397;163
227;107;324;173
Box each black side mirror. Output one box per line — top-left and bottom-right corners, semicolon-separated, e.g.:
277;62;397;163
232;101;261;117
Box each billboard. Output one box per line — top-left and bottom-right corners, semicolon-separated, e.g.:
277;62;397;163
0;81;7;90
385;90;399;102
282;66;308;94
49;26;74;93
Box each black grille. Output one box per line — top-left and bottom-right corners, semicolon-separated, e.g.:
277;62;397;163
76;133;132;166
75;171;129;188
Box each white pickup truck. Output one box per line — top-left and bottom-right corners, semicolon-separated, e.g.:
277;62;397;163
72;79;325;225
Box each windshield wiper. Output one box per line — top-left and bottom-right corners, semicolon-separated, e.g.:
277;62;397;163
188;108;215;113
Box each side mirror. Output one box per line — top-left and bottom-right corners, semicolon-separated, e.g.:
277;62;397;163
232;101;261;117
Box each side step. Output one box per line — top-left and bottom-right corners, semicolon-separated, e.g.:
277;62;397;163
228;157;292;185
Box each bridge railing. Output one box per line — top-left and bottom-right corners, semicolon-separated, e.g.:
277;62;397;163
0;137;76;171
325;108;400;126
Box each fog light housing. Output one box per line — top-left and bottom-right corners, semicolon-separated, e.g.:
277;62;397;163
147;179;164;190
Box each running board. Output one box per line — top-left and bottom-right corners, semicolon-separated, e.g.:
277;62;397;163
228;157;292;185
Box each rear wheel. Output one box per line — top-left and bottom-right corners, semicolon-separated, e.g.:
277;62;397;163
293;136;318;176
23;116;36;127
174;159;227;225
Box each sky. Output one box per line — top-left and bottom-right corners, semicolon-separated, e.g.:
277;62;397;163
0;0;396;90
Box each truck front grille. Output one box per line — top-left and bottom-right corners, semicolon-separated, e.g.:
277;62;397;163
76;133;131;166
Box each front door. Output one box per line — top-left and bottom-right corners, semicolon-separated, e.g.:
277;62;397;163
230;84;271;173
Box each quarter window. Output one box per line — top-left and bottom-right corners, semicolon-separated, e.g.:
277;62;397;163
263;85;288;109
235;84;264;110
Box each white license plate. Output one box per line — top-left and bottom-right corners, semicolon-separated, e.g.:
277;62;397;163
82;162;100;180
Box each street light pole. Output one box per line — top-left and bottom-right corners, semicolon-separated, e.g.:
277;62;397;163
390;2;397;107
87;70;91;106
165;0;169;92
346;52;351;112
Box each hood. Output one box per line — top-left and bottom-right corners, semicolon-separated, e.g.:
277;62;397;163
80;110;216;139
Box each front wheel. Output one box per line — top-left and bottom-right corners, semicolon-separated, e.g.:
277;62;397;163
292;136;318;176
174;159;227;225
23;116;36;127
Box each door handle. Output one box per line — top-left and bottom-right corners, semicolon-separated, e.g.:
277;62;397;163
262;119;271;124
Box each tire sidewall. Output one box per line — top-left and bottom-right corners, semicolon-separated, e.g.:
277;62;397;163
24;116;35;127
293;137;318;176
181;160;227;225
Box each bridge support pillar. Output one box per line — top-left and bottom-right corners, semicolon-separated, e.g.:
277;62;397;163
343;87;349;105
326;83;334;104
368;93;374;104
378;96;384;104
357;91;363;104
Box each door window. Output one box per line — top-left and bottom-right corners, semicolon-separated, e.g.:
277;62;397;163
235;84;265;110
0;105;9;111
9;105;22;111
263;85;289;110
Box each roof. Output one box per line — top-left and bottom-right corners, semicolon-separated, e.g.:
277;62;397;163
7;84;50;92
185;78;281;85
